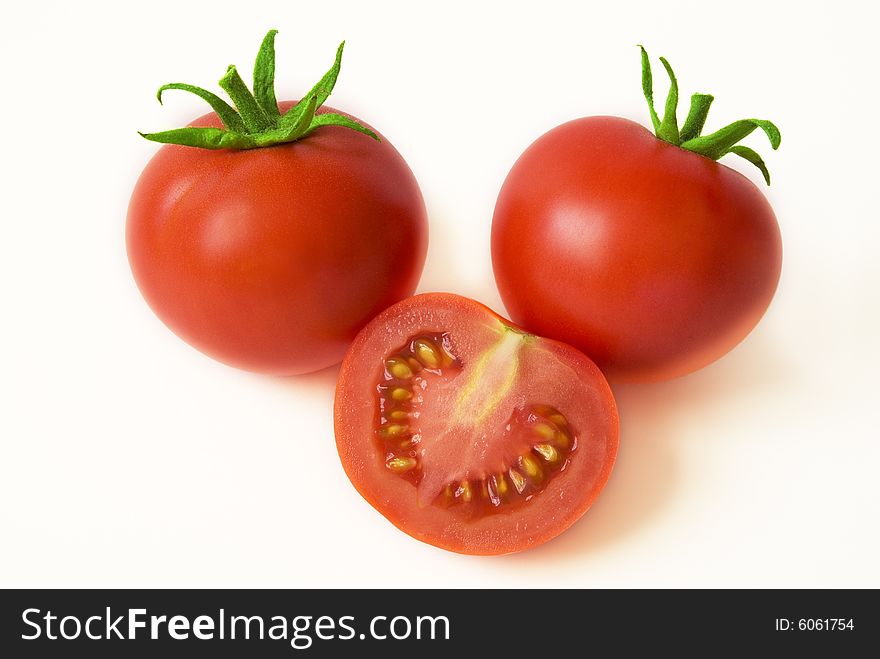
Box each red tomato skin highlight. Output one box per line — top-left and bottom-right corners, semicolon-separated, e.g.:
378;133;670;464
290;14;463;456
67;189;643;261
492;116;782;382
127;102;427;375
334;293;619;556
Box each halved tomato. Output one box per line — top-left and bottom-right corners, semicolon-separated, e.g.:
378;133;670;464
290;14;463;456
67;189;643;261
334;293;619;555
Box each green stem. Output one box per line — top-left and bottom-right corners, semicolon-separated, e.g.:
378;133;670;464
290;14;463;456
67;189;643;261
637;47;780;185
218;65;272;133
305;113;378;140
657;57;679;144
156;83;246;133
140;30;378;150
139;127;253;149
639;45;661;134
266;94;318;144
253;29;281;123
679;94;714;143
727;145;771;185
680;119;781;160
281;41;346;129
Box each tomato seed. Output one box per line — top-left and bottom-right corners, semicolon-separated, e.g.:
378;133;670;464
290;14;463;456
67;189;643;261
508;469;526;494
413;339;442;368
520;455;543;482
534;443;559;463
386;456;417;473
386;357;413;379
390;387;412;401
379;423;408;437
534;423;556;440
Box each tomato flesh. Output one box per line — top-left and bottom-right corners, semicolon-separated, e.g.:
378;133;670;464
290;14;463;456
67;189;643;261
335;293;618;555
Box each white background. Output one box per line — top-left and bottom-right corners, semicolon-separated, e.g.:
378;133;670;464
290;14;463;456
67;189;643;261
2;0;878;588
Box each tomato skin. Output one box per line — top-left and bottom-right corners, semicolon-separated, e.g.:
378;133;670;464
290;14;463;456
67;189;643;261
492;116;782;382
127;101;427;375
334;293;619;555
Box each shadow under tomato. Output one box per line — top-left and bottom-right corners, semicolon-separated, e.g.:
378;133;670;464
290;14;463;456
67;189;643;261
497;326;794;564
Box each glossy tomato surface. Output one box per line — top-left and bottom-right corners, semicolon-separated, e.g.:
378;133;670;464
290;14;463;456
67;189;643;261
492;116;782;382
334;293;618;555
127;101;427;375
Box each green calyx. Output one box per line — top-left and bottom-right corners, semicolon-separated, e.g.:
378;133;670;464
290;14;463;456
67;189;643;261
139;30;378;150
639;46;780;185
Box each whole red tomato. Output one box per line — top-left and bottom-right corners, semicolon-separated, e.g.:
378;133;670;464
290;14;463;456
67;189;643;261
492;48;782;382
127;32;427;375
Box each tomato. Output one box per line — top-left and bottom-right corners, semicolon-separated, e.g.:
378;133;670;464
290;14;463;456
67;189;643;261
334;293;618;555
128;102;426;374
492;50;782;382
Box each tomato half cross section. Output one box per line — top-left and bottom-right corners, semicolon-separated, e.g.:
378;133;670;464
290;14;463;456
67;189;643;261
334;293;619;555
